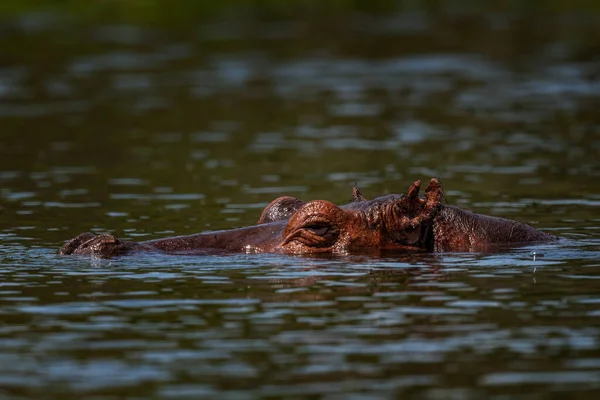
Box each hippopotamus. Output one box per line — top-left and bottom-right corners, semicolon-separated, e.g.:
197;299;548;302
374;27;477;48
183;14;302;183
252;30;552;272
58;178;556;258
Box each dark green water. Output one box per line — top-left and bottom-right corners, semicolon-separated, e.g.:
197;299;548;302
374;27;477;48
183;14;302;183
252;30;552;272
1;6;600;399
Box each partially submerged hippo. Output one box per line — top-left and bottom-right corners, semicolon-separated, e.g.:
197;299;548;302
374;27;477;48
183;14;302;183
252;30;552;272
59;178;556;258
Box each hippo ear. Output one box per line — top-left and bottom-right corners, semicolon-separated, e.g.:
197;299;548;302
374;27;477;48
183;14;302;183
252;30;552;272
352;186;367;202
404;180;423;215
386;178;443;246
409;178;443;228
258;196;305;224
281;200;343;251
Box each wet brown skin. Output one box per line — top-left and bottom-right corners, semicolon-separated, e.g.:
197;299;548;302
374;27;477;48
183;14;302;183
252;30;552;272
58;178;557;258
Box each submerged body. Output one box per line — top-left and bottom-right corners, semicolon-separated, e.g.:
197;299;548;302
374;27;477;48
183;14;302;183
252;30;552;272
59;178;556;257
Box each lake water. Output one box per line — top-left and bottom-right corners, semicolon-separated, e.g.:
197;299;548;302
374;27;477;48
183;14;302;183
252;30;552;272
1;6;600;399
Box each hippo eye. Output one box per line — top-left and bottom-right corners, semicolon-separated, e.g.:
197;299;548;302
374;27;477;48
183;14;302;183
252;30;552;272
284;219;339;248
281;200;344;252
305;224;331;236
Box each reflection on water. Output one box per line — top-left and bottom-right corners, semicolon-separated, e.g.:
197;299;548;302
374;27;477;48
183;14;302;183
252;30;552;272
1;5;600;399
2;242;600;398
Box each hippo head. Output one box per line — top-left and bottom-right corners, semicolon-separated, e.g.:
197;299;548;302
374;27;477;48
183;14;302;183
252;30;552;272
263;178;444;254
59;178;445;257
